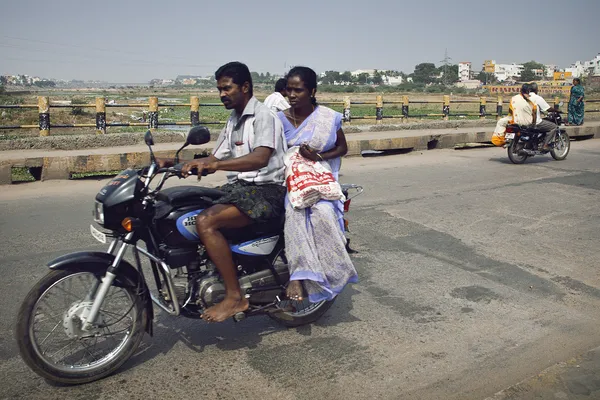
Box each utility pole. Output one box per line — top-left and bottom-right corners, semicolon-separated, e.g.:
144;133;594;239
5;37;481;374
440;48;452;86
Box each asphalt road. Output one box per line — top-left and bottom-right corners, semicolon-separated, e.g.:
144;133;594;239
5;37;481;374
1;140;599;400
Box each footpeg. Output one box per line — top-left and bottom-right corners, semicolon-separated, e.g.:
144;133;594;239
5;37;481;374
233;312;246;322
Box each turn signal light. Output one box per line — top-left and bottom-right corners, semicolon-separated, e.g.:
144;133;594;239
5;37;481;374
121;217;134;232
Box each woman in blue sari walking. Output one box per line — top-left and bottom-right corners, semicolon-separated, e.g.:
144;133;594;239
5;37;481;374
568;78;585;125
277;66;358;303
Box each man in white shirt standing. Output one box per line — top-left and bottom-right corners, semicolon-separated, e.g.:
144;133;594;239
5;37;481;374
263;78;290;112
528;83;560;151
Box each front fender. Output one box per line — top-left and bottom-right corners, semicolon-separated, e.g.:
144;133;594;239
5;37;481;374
47;251;154;335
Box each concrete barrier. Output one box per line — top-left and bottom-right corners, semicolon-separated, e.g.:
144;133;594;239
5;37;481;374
1;123;598;185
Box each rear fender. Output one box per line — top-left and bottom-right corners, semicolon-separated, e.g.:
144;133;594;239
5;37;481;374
47;251;154;335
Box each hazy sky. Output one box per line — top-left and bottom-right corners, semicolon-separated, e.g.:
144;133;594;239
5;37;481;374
1;0;598;83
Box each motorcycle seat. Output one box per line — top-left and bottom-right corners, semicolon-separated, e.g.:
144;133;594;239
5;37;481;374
157;186;225;207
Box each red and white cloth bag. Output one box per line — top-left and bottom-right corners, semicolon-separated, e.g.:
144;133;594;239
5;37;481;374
284;147;345;209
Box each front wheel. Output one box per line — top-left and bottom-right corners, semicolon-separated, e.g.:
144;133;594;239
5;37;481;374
551;131;570;161
16;267;147;385
507;140;528;164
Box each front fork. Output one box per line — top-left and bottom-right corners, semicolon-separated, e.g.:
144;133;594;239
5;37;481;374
81;232;133;331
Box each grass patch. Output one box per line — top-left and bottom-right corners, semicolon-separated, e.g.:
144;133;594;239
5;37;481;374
11;167;36;182
70;170;123;179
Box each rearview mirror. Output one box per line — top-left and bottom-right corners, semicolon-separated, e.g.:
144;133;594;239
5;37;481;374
186;126;211;145
144;130;154;146
558;101;564;107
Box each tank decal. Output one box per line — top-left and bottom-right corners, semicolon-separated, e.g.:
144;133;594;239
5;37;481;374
231;235;279;256
175;209;204;240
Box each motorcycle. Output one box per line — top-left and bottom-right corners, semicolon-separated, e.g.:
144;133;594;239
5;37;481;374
15;126;363;385
504;110;570;164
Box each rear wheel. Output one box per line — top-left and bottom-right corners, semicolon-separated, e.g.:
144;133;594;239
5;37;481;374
267;250;335;327
16;267;147;385
551;131;570;160
507;140;528;164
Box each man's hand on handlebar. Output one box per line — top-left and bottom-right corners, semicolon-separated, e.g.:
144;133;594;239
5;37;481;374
181;159;218;180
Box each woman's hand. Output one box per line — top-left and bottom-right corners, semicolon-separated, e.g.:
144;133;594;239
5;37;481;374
299;143;321;162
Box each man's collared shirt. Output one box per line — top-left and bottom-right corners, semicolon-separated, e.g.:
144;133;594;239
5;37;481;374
528;92;551;125
213;96;287;185
263;92;290;112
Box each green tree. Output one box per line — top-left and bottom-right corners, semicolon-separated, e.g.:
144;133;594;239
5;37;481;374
439;64;459;84
356;73;370;84
412;63;439;84
476;71;498;84
340;71;353;83
372;70;383;85
520;60;545;82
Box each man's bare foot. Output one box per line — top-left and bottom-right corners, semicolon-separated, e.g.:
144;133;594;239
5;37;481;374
286;280;304;301
201;296;249;323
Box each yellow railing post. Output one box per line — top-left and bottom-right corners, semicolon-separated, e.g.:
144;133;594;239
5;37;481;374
148;96;158;131
190;96;200;126
479;97;487;119
376;95;383;124
95;97;106;134
343;96;351;123
443;95;450;120
38;96;50;136
496;96;503;120
402;95;409;120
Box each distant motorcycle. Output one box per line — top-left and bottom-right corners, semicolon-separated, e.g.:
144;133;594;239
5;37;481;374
504;110;570;164
16;126;363;385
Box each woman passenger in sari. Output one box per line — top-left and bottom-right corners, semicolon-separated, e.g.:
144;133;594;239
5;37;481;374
567;78;585;126
277;66;358;303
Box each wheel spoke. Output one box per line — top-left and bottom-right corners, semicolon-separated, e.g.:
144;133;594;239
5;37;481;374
39;321;63;346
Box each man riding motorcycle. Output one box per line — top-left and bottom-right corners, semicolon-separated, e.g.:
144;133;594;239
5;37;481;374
492;83;537;146
528;82;560;152
158;61;287;323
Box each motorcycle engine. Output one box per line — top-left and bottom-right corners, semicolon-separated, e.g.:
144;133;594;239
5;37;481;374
197;273;226;308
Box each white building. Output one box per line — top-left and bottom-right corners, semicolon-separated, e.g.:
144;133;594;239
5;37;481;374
493;63;524;81
587;54;600;75
566;61;586;78
545;64;558;78
458;62;472;82
382;75;404;85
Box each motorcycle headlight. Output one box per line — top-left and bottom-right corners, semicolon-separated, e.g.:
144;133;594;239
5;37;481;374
93;201;105;225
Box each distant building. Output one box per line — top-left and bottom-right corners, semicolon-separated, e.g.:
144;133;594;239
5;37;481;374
482;60;523;81
545;64;558;78
455;80;481;89
458;62;472;82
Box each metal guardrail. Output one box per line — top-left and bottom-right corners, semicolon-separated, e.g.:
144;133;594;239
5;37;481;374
1;96;598;136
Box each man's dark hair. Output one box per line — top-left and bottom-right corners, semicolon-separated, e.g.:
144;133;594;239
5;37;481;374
521;83;531;94
286;66;318;105
573;78;581;85
215;61;253;96
275;78;287;93
529;82;539;93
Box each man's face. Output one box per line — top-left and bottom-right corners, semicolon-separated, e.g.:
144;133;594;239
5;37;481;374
216;77;247;110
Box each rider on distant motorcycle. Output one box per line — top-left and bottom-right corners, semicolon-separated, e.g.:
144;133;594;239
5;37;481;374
527;83;560;152
492;83;537;145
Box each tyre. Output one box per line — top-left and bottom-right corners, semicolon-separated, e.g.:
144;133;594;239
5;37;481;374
551;131;570;161
16;266;147;385
267;250;335;328
507;140;528;164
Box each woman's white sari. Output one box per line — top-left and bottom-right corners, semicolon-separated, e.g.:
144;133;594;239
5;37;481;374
278;106;358;302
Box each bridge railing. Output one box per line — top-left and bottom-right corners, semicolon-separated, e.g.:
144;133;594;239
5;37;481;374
1;95;598;136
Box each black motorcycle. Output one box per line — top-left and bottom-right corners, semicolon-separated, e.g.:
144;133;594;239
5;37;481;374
15;126;363;385
504;110;570;164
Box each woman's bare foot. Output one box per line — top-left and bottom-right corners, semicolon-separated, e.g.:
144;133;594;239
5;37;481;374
286;280;304;301
201;296;249;323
